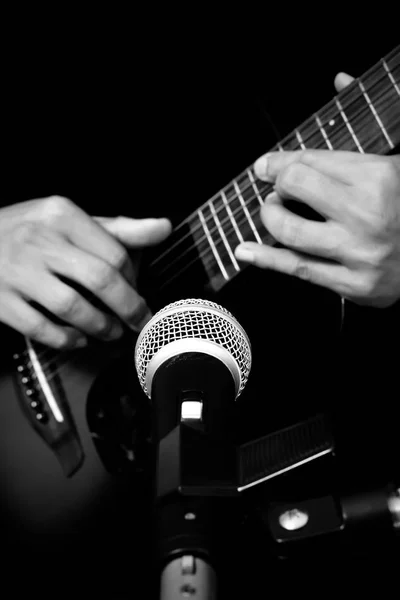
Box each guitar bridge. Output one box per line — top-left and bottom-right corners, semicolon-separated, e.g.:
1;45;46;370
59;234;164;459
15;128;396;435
13;337;84;477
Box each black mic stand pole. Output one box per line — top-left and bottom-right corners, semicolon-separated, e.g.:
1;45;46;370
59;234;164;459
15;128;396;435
154;391;240;599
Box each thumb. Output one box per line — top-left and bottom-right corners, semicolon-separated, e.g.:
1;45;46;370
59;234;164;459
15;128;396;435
94;216;172;248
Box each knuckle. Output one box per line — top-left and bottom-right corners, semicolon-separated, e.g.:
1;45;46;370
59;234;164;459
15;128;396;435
109;247;129;272
377;160;397;185
280;217;303;247
26;318;68;349
40;196;74;223
52;290;80;317
279;163;305;195
25;317;48;341
23;313;72;349
91;315;112;335
51;333;73;350
298;150;314;166
355;274;376;299
293;259;312;282
13;221;41;244
90;263;116;292
368;243;391;268
122;296;149;324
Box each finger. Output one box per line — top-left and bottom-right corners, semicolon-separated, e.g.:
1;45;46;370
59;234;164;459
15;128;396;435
234;242;353;296
18;270;125;342
0;292;87;350
260;192;348;258
94;216;172;247
42;197;136;284
268;163;352;221
254;149;366;185
334;72;355;92
41;241;151;332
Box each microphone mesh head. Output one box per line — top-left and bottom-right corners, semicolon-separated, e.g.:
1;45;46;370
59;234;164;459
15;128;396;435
135;298;251;398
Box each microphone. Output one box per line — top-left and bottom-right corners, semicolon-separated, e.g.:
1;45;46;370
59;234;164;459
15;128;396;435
134;298;252;599
135;298;252;444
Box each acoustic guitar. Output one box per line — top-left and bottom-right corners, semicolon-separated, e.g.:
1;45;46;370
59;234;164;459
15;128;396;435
0;44;399;540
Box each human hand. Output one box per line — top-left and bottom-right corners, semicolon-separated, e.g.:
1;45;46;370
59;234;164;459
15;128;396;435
234;149;400;307
0;196;171;348
234;69;400;308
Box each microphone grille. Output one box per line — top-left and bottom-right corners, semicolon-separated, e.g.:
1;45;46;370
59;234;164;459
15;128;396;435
135;298;251;398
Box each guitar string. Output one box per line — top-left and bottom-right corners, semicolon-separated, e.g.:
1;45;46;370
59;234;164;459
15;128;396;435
164;72;400;253
159;50;399;243
156;49;399;247
148;66;399;272
21;56;400;367
150;90;400;285
17;348;82;383
20;91;400;369
21;80;400;365
155;88;399;281
19;51;400;366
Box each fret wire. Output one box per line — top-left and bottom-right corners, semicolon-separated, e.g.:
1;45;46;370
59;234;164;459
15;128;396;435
155;90;398;282
197;209;229;281
334;98;364;152
309;70;396;151
171;52;398;238
358;80;394;149
247;169;264;206
154;82;400;284
221;189;244;243
233;180;263;244
315;115;333;149
152;73;398;292
153;82;398;277
315;64;398;140
150;52;400;280
295;129;306;149
155;102;397;287
383;59;400;98
209;200;240;272
325;89;390;152
327;87;399;151
155;71;382;264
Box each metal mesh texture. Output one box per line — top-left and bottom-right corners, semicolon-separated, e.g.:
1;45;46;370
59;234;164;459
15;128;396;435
135;299;251;398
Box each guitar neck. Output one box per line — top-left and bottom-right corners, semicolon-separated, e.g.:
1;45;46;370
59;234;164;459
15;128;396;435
147;45;400;295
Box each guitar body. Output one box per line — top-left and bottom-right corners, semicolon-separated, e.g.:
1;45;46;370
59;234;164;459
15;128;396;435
0;350;103;524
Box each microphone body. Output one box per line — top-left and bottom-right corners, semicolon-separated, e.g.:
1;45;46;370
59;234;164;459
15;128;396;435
151;351;235;444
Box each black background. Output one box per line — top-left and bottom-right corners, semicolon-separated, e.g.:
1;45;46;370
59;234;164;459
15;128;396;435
1;10;399;598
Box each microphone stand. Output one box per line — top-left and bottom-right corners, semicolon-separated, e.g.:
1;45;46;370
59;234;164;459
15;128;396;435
154;411;240;600
153;406;400;598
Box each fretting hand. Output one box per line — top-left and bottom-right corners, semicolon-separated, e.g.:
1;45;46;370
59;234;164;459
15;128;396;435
0;196;171;349
234;73;400;308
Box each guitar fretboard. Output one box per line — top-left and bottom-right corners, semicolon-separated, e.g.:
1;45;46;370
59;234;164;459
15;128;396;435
149;45;400;293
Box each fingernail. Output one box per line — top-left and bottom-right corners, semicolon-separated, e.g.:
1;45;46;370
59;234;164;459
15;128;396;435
129;307;153;332
254;154;272;181
74;337;88;348
235;245;255;263
108;322;124;340
265;191;277;203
